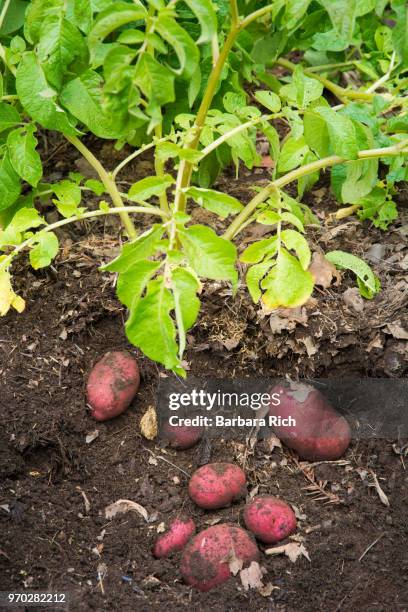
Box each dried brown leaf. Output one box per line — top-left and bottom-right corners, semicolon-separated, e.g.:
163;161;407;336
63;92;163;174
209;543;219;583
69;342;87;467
140;406;157;440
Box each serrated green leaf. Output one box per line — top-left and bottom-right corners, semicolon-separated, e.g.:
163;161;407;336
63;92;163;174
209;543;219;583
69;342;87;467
178;225;237;284
186;187;243;218
261;248;314;309
127;175;174;202
16;52;76;135
254;90;281;113
240;237;278;264
183;0;217;44
126;277;182;374
102;225;165;273
116;259;161;308
0;102;21;134
325;250;377;293
280;229;311;269
29;232;59;269
0;153;21;211
7;125;42;187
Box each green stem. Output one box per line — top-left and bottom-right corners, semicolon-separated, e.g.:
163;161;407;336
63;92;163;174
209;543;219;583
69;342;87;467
0;0;11;30
154;124;170;213
65;135;137;240
223;142;408;240
277;58;374;103
307;61;357;73
112;136;170;180
240;4;275;29
230;0;239;27
0;206;166;272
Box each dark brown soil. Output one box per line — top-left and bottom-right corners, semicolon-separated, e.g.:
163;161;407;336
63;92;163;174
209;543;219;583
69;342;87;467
0;140;407;612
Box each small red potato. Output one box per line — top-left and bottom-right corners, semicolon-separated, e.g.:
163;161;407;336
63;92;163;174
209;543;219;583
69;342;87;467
86;351;140;421
188;462;246;510
269;382;351;461
162;422;204;449
153;516;196;558
180;523;259;591
244;495;297;544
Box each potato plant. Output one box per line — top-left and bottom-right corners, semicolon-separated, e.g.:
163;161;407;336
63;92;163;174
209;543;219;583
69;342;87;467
0;0;407;375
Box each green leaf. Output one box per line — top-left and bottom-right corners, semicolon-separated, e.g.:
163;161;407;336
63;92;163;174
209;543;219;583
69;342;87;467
60;70;122;139
0;153;21;211
171;266;200;356
116;259;161;308
7;125;42;187
29;232;59;269
16;52;76;135
254;90;281;113
261;248;314;309
102;225;165;273
128;175;174;202
178;225;237;284
24;0;64;43
283;0;313;29
325;250;378;294
356;186;398;230
66;0;93;34
303;110;330;158
126;277;182;374
0;0;28;35
85;179;105;196
0;102;21;134
37;14;86;89
88;1;147;63
315;106;359;159
155;142;201;164
256;211;281;225
240;237;278;264
341;158;379;204
183;0;217;44
318;0;357;41
281;212;305;232
134;55;175;129
280;66;323;109
391;0;408;66
52;180;82;217
155;14;199;78
186;187;243;218
280;229;311;269
0;207;44;247
278;136;309;173
246;260;273;303
357;275;381;299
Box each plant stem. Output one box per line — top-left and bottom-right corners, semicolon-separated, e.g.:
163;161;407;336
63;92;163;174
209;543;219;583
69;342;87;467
0;0;11;30
154;124;170;213
277;57;374;103
65;135;137;240
240;4;275;29
0;206;166;271
223;141;408;240
230;0;239;27
307;61;357;73
112;136;170;179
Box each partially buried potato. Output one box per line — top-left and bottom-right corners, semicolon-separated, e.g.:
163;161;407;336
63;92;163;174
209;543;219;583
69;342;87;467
180;524;259;591
244;495;297;544
86;351;140;421
269;381;351;461
188;462;246;510
153;516;196;558
162;422;204;449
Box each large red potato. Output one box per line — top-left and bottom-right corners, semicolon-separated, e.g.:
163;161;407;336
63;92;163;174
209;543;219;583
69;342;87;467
244;495;297;544
188;463;246;510
162;422;204;449
153;516;196;558
180;523;259;591
86;351;140;421
269;382;351;461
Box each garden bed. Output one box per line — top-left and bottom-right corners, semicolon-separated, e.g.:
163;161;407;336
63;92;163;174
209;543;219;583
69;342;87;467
0;141;407;611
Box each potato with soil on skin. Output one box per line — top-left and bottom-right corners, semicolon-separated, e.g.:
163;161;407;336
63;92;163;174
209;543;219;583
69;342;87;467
86;351;140;421
244;495;297;544
188;462;246;510
153;516;196;558
180;523;259;591
162;422;204;450
269;381;351;461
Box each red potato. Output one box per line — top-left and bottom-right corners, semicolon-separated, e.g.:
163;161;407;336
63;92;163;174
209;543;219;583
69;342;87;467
269;382;351;461
244;495;297;544
162;422;204;449
180;523;259;591
153;516;196;558
86;351;140;421
188;462;246;510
